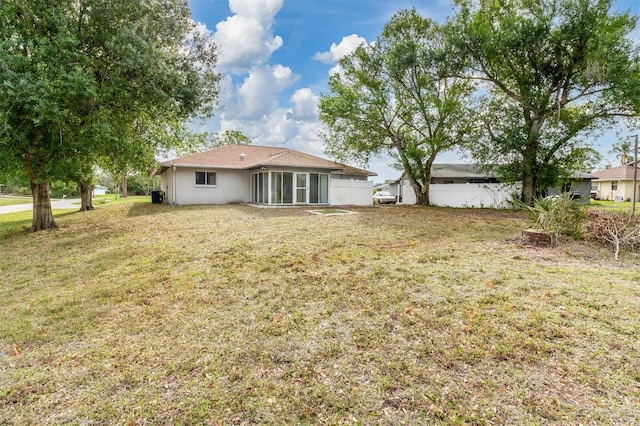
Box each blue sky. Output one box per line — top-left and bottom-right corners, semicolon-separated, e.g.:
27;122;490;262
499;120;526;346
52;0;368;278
188;0;640;182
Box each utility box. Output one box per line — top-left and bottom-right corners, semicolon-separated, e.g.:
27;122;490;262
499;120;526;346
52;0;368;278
151;191;164;204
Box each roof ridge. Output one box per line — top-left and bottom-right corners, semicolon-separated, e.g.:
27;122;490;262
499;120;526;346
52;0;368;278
260;150;289;164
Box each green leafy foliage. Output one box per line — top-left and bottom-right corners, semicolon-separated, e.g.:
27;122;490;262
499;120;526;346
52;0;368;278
0;0;219;230
520;194;587;238
447;0;640;205
609;139;635;165
319;9;476;205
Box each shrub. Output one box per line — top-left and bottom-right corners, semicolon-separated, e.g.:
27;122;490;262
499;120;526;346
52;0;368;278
520;194;587;239
584;210;640;259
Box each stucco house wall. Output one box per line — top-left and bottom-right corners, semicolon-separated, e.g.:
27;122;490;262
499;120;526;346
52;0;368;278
159;145;376;207
592;162;640;201
161;167;250;205
93;185;108;196
594;179;639;201
389;179;416;205
547;180;593;203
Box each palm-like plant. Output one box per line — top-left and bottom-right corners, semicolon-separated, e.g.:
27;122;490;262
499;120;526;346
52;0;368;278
609;140;634;165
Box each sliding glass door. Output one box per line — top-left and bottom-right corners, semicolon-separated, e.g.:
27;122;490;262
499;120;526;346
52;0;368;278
251;172;269;204
309;173;329;204
271;172;293;204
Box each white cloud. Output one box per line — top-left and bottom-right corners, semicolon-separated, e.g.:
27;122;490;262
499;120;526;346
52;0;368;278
217;74;235;112
289;88;318;121
197;2;374;173
260;111;299;145
213;0;284;73
234;64;299;119
289;120;325;155
228;0;283;20
217;97;325;156
313;34;368;64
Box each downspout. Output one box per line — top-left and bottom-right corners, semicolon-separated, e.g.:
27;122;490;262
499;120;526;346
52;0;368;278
172;165;177;205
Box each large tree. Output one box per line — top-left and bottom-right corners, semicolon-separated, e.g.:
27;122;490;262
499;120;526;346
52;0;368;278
319;9;476;205
0;0;218;230
447;0;640;205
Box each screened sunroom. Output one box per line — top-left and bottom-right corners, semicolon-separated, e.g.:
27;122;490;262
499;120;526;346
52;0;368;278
250;171;329;205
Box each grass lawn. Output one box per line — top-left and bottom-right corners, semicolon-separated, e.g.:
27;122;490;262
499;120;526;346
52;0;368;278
589;199;640;212
0;210;78;237
1;201;639;424
0;196;32;207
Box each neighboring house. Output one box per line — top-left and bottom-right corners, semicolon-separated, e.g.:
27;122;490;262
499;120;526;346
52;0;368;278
389;164;594;208
157;144;376;207
373;183;390;192
546;170;595;202
592;162;640;201
93;185;109;196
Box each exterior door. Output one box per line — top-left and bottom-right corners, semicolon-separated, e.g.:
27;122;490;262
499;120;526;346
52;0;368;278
296;173;307;204
309;173;329;204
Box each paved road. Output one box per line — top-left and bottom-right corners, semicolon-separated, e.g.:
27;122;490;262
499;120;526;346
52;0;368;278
0;198;81;215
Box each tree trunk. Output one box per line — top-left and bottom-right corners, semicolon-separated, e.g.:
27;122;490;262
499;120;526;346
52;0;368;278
122;173;128;198
31;181;57;232
521;119;543;206
79;182;95;211
522;145;538;206
413;155;436;206
416;189;430;206
408;179;430;206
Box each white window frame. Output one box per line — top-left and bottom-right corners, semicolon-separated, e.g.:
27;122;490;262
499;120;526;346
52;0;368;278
195;171;217;187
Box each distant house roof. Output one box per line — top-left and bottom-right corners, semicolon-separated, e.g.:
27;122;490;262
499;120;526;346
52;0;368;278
592;162;640;180
159;144;376;176
430;164;488;179
391;164;489;182
392;163;595;181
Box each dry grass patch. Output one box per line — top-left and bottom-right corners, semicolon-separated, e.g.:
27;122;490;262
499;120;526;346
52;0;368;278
1;203;639;424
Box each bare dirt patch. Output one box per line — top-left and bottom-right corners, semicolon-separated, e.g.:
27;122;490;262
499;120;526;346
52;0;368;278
307;208;356;216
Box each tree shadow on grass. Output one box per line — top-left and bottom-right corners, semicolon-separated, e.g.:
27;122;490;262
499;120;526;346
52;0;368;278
0;210;78;240
125;201;179;217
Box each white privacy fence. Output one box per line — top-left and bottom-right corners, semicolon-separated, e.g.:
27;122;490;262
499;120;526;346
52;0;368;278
331;178;373;206
429;183;521;208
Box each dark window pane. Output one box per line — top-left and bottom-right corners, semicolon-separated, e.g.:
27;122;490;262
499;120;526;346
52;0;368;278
195;172;205;185
310;173;319;203
283;173;293;204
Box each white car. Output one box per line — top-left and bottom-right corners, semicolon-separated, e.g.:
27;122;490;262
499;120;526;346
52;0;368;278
373;191;396;204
